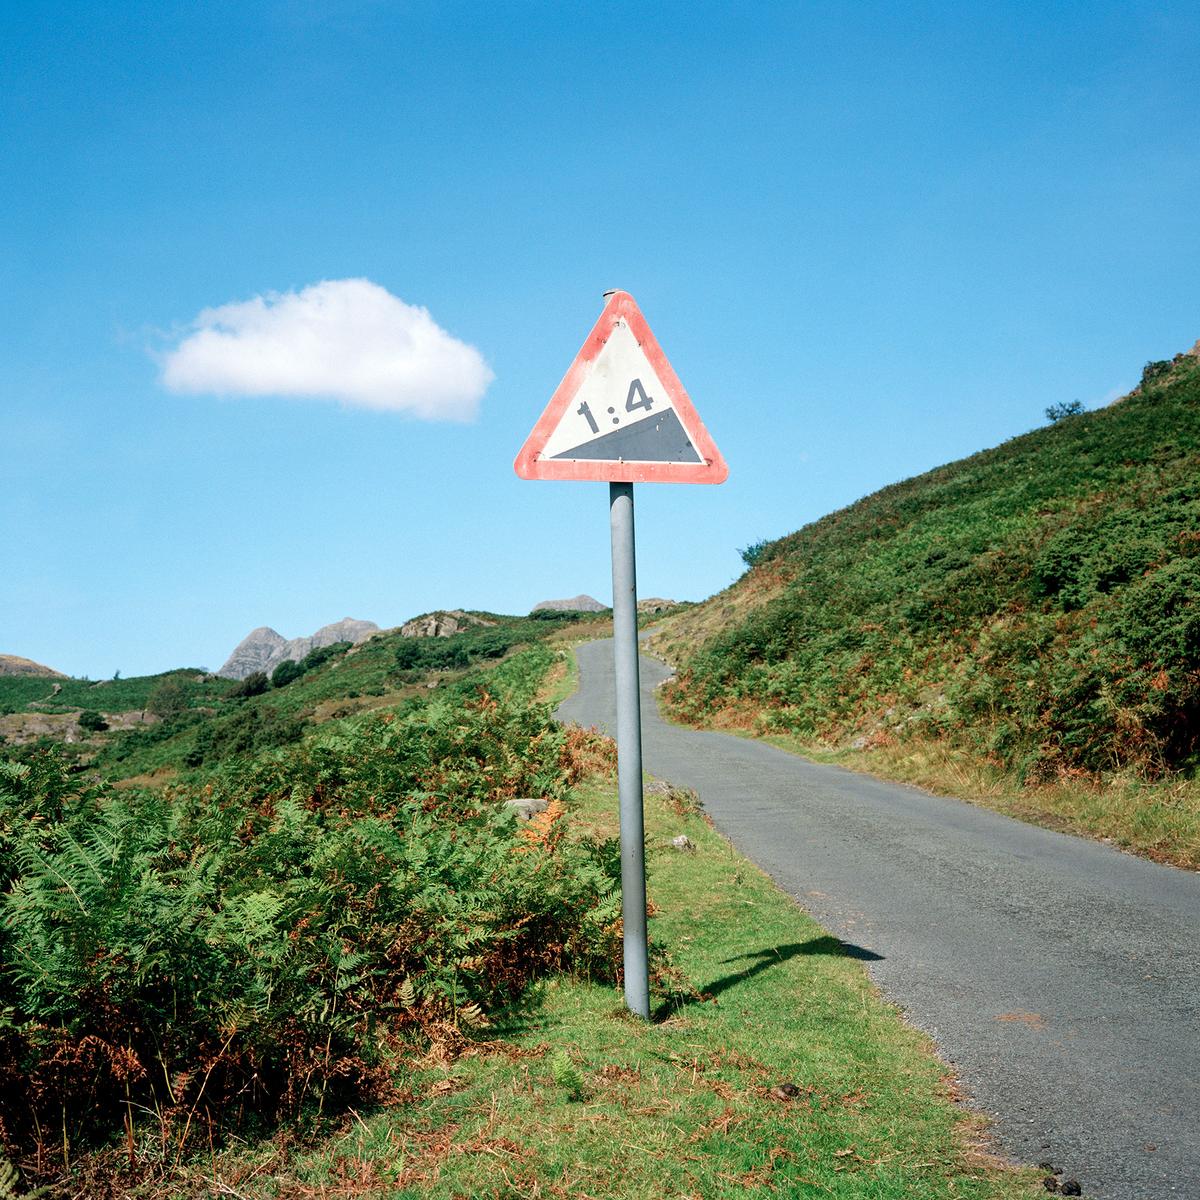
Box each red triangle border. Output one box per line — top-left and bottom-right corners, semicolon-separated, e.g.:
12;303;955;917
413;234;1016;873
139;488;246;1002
514;291;729;484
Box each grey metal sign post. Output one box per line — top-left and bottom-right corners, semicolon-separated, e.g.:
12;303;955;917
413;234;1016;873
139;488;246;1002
514;290;727;1020
609;481;649;1017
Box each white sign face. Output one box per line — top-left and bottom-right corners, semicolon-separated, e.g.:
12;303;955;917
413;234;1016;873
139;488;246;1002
514;289;727;484
537;319;702;464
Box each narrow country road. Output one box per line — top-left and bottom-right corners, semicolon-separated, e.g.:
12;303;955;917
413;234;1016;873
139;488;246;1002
557;638;1200;1200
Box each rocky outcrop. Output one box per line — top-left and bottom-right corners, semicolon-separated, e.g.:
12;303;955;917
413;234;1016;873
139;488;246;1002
532;595;609;613
218;627;287;680
400;610;495;639
0;654;66;678
217;618;379;680
637;597;677;614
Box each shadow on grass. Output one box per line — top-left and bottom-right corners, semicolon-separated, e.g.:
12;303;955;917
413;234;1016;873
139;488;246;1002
654;935;883;1021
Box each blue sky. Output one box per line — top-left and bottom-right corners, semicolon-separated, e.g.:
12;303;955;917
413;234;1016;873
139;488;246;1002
3;1;1198;677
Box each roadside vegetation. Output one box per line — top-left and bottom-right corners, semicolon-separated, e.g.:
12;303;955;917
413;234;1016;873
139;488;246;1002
653;346;1200;866
0;613;607;784
0;611;1039;1198
0;641;623;1195
213;775;1034;1200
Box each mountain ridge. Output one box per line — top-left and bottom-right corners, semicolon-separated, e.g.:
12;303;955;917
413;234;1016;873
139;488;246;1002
217;617;380;680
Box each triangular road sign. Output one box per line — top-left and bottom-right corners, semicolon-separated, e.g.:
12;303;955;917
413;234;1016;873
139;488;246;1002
514;291;728;483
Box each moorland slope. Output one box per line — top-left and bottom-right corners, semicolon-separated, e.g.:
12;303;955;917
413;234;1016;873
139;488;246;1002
654;343;1200;861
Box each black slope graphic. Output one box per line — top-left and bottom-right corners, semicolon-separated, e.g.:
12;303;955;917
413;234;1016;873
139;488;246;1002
551;408;701;463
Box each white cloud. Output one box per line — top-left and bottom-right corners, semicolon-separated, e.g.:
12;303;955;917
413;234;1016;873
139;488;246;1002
159;278;493;420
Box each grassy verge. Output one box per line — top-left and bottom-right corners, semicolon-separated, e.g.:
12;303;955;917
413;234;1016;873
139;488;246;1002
684;706;1200;869
649;629;1200;870
781;735;1200;870
202;774;1039;1199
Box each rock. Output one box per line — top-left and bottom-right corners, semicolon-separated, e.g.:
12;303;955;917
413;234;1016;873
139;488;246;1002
532;595;608;613
768;1083;800;1101
218;626;289;679
637;597;676;614
1042;1179;1059;1194
850;736;869;750
1059;1182;1081;1197
218;618;379;680
505;798;550;821
670;835;695;853
400;610;494;639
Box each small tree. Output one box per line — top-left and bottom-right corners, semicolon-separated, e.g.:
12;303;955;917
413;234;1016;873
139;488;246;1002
229;671;269;699
1141;359;1172;387
271;659;304;688
78;710;108;733
1045;400;1085;423
147;677;189;719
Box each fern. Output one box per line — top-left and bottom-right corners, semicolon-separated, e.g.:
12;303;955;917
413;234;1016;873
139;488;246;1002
0;1158;18;1200
550;1051;585;1101
0;693;623;1156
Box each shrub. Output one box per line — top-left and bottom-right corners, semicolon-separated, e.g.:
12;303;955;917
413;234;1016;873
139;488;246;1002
271;659;304;688
146;676;190;718
77;709;108;733
183;704;306;767
1142;359;1172;387
229;670;269;698
393;639;423;670
272;643;351;689
739;539;773;568
392;627;527;677
0;693;621;1163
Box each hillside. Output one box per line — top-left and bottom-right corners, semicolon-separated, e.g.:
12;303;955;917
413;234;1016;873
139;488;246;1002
0;608;608;781
653;344;1200;861
0;654;64;678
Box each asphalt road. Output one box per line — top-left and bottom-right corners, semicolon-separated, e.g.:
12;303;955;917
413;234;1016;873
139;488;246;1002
558;638;1200;1199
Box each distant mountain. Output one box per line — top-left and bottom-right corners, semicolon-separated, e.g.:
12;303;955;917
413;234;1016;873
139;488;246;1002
218;618;380;680
0;654;66;678
532;595;609;613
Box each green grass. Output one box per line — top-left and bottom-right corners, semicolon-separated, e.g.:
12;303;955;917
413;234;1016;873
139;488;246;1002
197;776;1039;1200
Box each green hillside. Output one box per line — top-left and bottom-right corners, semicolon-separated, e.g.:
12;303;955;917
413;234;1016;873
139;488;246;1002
655;344;1200;863
0;667;231;716
0;611;606;781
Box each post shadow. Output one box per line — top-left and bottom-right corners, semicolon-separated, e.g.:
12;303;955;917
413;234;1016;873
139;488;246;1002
654;935;884;1022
